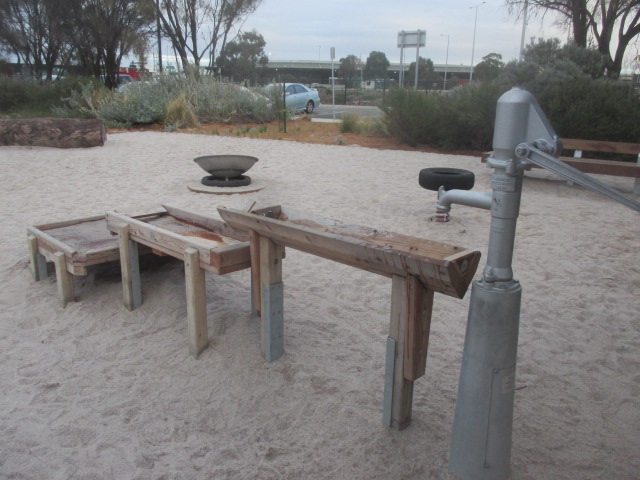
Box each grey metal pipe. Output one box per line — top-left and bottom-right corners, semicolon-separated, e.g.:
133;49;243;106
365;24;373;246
436;188;492;213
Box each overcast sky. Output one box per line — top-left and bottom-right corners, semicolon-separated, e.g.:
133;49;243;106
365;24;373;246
243;0;567;66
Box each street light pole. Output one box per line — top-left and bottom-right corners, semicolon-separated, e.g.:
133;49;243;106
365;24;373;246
519;0;529;61
441;34;449;90
469;1;485;82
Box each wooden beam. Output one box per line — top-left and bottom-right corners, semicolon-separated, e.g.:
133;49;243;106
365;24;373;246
404;276;434;381
28;234;48;281
250;230;261;315
117;224;142;311
218;206;480;299
384;275;418;430
184;247;208;359
259;236;285;362
53;251;74;308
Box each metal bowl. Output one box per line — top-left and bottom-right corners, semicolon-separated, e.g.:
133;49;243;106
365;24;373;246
194;155;258;179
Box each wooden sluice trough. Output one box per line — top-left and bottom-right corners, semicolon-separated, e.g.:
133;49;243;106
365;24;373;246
27;212;160;308
105;205;252;358
218;205;481;429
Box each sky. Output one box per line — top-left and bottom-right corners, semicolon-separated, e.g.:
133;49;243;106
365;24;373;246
242;0;568;66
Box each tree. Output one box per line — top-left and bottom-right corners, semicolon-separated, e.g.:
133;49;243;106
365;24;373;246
523;37;608;78
363;50;389;80
407;56;439;90
473;53;505;82
0;0;70;79
64;0;154;89
338;54;360;87
153;0;262;77
506;0;640;78
219;29;267;84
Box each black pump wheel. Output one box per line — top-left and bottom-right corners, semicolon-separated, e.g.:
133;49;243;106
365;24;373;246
419;168;475;191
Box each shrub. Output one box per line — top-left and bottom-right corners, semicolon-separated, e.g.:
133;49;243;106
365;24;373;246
340;113;360;133
164;92;199;128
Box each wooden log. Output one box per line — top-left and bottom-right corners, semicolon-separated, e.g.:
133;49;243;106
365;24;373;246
184;247;208;359
0;118;106;148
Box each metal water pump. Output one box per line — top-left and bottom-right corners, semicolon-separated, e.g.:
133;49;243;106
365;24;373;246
441;87;640;480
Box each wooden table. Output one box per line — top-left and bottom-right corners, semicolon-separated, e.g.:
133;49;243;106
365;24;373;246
106;205;251;358
218;205;481;430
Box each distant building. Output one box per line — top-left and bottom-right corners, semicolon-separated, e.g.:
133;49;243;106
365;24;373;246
265;60;472;88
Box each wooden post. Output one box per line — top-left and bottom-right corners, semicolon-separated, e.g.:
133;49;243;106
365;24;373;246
383;274;433;430
184;247;208;358
249;230;261;315
117;224;142;311
53;252;74;308
27;234;48;281
259;236;285;362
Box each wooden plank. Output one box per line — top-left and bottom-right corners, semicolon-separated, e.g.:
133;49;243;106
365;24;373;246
54;251;74;308
561;138;640;155
404;276;434;381
208;242;252;270
27;226;76;256
33;214;106;231
482;146;640;179
259;236;285;362
218;206;479;299
184;247;208;359
118;224;142;311
106;211;214;265
249;230;261;315
387;274;414;430
28;234;48;281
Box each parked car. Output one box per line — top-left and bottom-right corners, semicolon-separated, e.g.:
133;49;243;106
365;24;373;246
283;83;321;113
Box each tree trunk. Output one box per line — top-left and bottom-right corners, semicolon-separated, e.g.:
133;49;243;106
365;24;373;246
0;118;107;148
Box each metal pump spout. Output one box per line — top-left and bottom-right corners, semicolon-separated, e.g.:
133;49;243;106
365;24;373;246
436;187;492;213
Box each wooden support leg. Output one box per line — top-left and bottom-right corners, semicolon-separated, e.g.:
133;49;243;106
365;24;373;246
259;236;285;362
249;230;261;316
53;252;74;308
184;247;208;359
27;235;48;281
117;224;142;311
383;275;434;430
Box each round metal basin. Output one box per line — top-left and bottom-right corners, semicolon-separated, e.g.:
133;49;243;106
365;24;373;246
194;155;258;179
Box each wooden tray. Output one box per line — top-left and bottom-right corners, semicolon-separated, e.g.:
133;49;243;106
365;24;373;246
106;205;251;275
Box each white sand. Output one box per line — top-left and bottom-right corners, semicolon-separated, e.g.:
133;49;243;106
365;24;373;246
1;131;638;479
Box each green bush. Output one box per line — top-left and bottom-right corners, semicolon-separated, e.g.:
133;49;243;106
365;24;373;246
382;84;506;150
382;69;640;151
0;76;99;116
164;92;199;128
56;76;277;127
340;113;360;133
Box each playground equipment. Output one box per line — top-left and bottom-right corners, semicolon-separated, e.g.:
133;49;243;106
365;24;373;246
442;87;640;480
194;154;258;187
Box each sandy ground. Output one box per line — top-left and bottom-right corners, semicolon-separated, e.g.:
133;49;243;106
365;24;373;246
0;132;639;479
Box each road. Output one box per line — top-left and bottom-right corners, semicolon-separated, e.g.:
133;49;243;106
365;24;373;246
312;104;382;120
